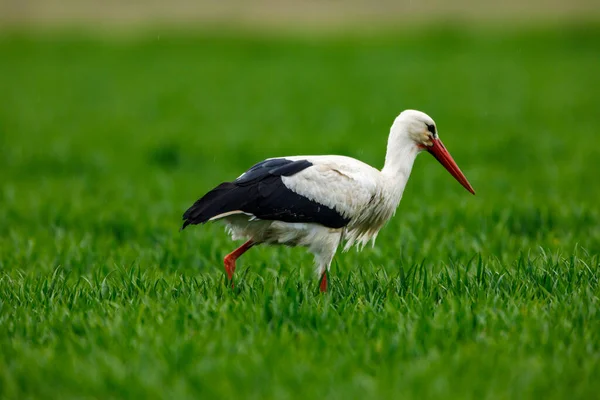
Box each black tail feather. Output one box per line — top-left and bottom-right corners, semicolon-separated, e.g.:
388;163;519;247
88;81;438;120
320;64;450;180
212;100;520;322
181;182;239;230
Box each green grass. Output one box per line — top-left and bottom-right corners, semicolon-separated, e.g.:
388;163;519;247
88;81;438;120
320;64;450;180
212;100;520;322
1;26;600;399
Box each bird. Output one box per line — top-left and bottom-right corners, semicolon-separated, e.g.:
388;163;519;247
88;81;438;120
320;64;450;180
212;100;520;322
182;110;475;292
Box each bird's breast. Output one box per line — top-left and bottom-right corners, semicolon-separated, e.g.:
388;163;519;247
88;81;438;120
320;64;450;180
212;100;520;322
342;189;398;250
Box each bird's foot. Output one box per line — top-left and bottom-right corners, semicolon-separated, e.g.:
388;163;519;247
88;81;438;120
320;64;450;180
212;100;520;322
319;272;327;293
224;255;236;288
222;239;254;289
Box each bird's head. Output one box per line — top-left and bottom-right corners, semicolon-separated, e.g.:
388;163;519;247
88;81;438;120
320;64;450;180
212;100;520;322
392;109;475;195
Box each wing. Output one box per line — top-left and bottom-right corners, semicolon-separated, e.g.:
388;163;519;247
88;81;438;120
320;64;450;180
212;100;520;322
280;155;380;224
182;158;352;229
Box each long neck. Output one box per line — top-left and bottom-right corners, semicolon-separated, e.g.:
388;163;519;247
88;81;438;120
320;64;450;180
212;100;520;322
382;132;419;180
380;130;419;205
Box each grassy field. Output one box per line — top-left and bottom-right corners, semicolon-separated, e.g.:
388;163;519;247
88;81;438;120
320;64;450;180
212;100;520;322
1;25;600;399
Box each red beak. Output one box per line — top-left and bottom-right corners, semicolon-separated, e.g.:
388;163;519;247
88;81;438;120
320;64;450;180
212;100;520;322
426;138;475;195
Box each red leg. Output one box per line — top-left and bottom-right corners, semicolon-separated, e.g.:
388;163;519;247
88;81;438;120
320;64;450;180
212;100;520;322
223;239;254;286
319;271;328;293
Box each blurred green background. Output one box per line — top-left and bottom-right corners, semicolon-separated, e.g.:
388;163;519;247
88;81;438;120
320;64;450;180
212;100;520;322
1;2;600;399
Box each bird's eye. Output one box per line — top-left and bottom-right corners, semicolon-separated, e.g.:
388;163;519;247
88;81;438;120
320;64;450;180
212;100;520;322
426;124;436;135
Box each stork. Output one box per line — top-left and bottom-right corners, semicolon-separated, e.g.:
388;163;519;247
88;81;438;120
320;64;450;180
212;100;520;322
182;110;475;292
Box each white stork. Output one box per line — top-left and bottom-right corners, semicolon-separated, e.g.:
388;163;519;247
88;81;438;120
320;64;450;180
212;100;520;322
182;110;474;291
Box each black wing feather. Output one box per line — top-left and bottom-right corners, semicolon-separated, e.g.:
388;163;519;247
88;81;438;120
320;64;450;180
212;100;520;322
182;158;349;230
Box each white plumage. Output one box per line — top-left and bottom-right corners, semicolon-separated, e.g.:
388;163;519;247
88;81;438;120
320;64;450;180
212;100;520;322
182;110;475;291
